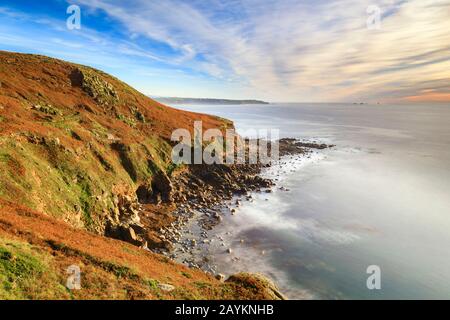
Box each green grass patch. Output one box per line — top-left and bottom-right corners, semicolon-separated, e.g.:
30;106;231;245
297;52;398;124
117;114;137;128
78;179;93;228
145;279;159;290
166;162;179;176
194;281;212;289
91;121;109;139
0;152;11;162
46;113;81;131
181;271;193;279
0;239;66;299
31;103;62;116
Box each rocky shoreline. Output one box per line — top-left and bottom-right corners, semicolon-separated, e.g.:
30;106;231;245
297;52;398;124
0;51;339;299
146;138;335;276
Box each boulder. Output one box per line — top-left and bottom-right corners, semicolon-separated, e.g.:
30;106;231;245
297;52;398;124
151;171;173;202
136;183;153;204
158;283;175;292
226;273;287;300
105;223;143;247
215;273;226;282
121;226;142;246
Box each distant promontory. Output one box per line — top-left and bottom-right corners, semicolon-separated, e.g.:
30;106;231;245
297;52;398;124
153;97;269;105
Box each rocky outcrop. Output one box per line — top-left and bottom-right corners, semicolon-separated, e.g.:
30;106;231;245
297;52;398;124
226;273;288;300
70;67;119;106
135;171;173;205
105;186;146;247
278;138;335;153
136;182;153;204
151;171;173;203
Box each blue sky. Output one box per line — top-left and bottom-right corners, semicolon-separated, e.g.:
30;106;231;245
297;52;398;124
1;0;449;102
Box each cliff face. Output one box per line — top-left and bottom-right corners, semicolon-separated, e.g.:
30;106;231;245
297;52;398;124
0;51;286;300
0;50;227;234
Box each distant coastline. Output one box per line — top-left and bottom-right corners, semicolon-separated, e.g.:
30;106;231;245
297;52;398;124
153;96;269;105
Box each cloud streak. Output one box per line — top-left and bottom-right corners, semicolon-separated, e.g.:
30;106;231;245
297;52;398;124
72;0;450;102
2;0;450;101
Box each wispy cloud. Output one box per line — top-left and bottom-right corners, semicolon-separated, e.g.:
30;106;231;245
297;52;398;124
1;0;450;101
71;0;450;102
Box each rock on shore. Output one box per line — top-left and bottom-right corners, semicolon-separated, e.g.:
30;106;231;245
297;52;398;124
226;273;288;300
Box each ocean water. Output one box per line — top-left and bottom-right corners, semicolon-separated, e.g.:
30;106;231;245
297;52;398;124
174;103;450;299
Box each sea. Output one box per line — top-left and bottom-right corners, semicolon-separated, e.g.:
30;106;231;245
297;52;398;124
174;103;450;299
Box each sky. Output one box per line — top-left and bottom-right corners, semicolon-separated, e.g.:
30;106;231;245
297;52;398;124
0;0;449;103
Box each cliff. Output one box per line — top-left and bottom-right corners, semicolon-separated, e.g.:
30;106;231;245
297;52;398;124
0;51;283;299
